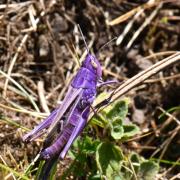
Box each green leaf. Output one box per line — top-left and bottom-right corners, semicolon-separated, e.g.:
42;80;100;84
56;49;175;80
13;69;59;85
91;114;107;128
138;161;159;180
110;118;124;140
80;136;100;154
106;99;129;120
66;136;100;178
122;124;139;139
69;136;99;160
96;142;123;179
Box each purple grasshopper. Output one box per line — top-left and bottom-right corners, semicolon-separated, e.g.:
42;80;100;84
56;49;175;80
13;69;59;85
23;53;103;157
23;27;116;178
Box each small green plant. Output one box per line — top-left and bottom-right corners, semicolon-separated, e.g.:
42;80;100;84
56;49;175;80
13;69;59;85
92;97;139;140
62;95;159;179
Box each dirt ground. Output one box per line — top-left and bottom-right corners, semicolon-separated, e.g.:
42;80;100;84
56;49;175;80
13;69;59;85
0;0;180;179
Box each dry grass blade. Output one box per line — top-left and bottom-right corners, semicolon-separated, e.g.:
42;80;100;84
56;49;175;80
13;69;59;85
0;69;40;112
126;2;163;50
0;163;29;180
0;155;16;180
138;51;179;61
0;103;46;118
111;52;180;103
0;1;32;10
28;5;37;31
107;0;160;26
3;34;28;97
158;107;180;125
159;126;180;161
127;157;138;180
158;157;180;179
92;52;180;114
145;73;180;83
169;173;180;180
0;116;30;131
116;8;144;46
2;3;46;101
37;81;50;114
23;154;40;177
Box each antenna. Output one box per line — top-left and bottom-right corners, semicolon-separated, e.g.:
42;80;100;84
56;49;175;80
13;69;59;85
98;37;117;53
77;24;89;53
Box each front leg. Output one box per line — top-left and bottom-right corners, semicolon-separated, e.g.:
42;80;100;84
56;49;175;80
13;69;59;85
97;80;118;88
96;80;124;109
94;96;112;109
95;89;117;110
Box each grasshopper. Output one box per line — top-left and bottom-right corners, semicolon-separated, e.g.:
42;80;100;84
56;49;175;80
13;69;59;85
23;25;116;179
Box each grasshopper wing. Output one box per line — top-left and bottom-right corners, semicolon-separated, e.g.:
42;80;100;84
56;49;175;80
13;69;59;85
23;85;83;142
46;86;83;137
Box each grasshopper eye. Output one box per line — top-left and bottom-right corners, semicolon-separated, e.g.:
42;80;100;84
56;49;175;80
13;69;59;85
91;59;98;69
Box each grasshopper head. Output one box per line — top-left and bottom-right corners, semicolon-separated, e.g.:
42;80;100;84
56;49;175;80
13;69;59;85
82;54;102;79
